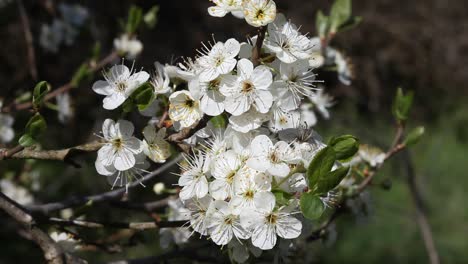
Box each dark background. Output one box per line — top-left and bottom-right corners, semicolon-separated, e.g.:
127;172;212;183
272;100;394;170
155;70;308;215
1;0;467;263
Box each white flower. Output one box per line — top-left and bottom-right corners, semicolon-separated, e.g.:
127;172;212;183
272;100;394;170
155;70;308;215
268;104;300;132
242;0;277;27
358;144;386;167
184;195;213;236
246;135;296;177
209;150;241;200
208;0;244;18
50;231;79;252
96;119;142;172
229;108;268;133
207;200;250;245
151;62;171;95
92;64;149;110
0;179;33;205
114;34;143;59
96;152;149;192
271;60;318;111
308;89;334;119
39;20;63;53
56;92;74;124
160;198;191;248
240;192;302;250
188;75;226;116
142;125;171;163
220;58;273;116
264;18;315;63
197;38;240;82
178;152;211;200
168;90;203;128
231;170;271;210
0;113;14;143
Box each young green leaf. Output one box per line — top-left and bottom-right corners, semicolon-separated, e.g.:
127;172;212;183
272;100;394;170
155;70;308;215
392;87;414;122
316;10;329;38
272;189;293;206
328;135;359;160
18;134;36;147
133;83;155;111
306;146;336;189
144;5;159;29
71;63;91;87
314;166;350;194
329;0;352;33
19;113;47;147
300;192;325;220
404;126;425;146
209;114;228;129
126;5;143;34
32;81;51;109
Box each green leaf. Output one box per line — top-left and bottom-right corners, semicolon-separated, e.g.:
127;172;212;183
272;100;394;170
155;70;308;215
337;16;362;33
404;126;425;146
328;135;359;160
329;0;352;33
126;5;143;34
300;192;325;220
134;83;155;111
306;146;336;189
32;81;51;109
314;166;350;194
143;5;159;29
18;134;36;147
392;87;414;122
71;63;91;87
273;189;293;206
91;42;101;61
209;114;228;129
19;113;47;147
316;10;329;38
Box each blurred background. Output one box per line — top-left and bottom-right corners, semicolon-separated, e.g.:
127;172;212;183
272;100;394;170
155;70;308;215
0;0;467;263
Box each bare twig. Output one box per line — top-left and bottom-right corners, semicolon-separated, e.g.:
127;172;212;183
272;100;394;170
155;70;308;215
251;26;267;66
403;151;439;264
47;217;186;230
0;145;25;160
0;192;85;264
27;155;182;214
17;0;37;81
1;51;119;113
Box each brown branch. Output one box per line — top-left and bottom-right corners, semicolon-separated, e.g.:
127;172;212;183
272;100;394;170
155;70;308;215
1;51;119;113
17;0;37;81
27;155;182;214
0;145;25;160
403;151;440;264
0;192;85;264
251;26;267;66
47;217;186;231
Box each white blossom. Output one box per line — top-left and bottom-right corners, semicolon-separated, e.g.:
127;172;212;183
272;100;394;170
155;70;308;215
240;192;302;250
0;179;33;205
142;125;171;163
50;232;80;252
208;0;244;18
242;0;277;27
206;200;250;245
197;38;240;82
95;119;142;172
178;152;211;200
114;34;143;59
220;58;273;116
92;64;149;110
168;90;203;128
0;113;14;143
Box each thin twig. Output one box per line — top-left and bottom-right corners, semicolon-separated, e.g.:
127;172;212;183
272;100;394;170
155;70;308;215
403;151;439;264
27;155;182;214
0;192;85;264
47;217;186;230
17;0;37;80
1;51;119;113
251;26;267;66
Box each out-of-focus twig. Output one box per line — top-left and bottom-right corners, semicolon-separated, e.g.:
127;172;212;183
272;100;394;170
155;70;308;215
403;151;440;264
17;0;37;81
0;192;86;264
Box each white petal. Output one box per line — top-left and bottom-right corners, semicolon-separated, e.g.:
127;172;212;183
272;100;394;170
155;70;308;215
92;80;112;95
251;66;272;90
114;150;136;171
276;215;302;239
103;93;126;110
253;90;273;113
236;59;253;80
224;38;240;58
254;191;276;213
116;119;134;137
209;180;230;200
251;224;277;250
208;6;228;17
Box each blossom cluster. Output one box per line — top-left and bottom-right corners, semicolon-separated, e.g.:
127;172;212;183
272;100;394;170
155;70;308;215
89;0;352;257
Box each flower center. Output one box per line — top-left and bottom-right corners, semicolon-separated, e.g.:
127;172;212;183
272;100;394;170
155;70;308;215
214;55;224;67
255;9;265;20
244;189;255;199
112;138;123;149
185;99;195;108
116;82;127;92
208;79;221;91
266;213;277;224
224;215;235;225
226;171;236;183
269;151;280;163
241;81;254;93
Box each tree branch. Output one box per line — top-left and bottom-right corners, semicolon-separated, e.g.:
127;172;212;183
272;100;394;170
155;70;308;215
251;26;267;66
27;155;182;214
46;217;186;231
0;192;85;264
